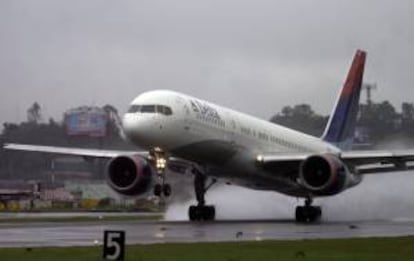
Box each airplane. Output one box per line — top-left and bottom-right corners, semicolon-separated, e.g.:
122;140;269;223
5;49;414;223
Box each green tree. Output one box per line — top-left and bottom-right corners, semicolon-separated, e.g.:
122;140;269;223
401;102;414;133
270;104;328;136
358;101;399;141
27;102;42;124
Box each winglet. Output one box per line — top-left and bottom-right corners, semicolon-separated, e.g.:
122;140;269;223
322;50;366;150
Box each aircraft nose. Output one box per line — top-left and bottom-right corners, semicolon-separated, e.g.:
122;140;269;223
121;113;157;145
122;113;140;136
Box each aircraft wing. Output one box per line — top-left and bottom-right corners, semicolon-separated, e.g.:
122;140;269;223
341;149;414;163
3;143;147;158
256;149;414;175
341;150;414;174
3;143;195;176
256;153;309;162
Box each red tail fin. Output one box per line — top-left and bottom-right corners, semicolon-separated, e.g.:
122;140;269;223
322;50;366;150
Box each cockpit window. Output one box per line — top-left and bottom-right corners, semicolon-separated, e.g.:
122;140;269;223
128;104;173;116
156;105;172;115
140;105;156;113
128;105;141;113
164;106;172;115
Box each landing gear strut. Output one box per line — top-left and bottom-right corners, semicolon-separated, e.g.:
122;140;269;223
188;172;216;221
151;147;171;197
295;196;322;223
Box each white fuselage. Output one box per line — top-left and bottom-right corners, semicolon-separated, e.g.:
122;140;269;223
122;90;341;196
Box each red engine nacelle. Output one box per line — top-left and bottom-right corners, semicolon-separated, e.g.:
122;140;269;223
106;155;153;196
299;154;353;196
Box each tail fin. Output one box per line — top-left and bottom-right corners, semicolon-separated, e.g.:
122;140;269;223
322;50;366;150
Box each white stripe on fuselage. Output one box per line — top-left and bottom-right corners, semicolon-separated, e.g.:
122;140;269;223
122;90;340;157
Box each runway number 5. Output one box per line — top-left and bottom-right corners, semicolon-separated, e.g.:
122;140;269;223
103;230;125;261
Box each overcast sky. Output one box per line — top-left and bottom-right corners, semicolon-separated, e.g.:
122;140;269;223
1;0;413;125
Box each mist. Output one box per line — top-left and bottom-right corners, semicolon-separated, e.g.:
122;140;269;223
165;173;414;221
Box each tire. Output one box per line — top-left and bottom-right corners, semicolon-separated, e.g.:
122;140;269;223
312;206;322;222
199;206;213;221
189;205;215;221
153;184;162;197
295;206;305;223
163;184;172;197
188;205;197;221
205;206;215;221
295;206;321;223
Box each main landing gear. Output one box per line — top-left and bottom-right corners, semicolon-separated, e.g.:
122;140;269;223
188;172;216;221
151;148;172;197
295;197;322;223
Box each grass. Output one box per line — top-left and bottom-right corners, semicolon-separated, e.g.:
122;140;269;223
1;236;414;261
0;214;162;223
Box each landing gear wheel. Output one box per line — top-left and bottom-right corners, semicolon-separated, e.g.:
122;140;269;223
188;205;215;221
205;205;215;220
163;183;172;197
153;184;162;197
153;183;171;197
295;206;322;223
189;205;198;221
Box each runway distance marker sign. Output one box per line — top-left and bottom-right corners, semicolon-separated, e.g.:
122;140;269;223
103;230;125;261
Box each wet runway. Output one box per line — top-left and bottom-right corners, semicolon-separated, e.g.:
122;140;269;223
2;218;414;248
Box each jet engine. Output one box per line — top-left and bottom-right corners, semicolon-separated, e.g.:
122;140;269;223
106;155;154;196
299;154;359;196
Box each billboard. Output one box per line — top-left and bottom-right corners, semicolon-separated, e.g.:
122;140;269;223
64;107;108;137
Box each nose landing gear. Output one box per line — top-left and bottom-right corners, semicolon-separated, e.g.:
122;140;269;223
150;147;171;198
153;183;171;197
